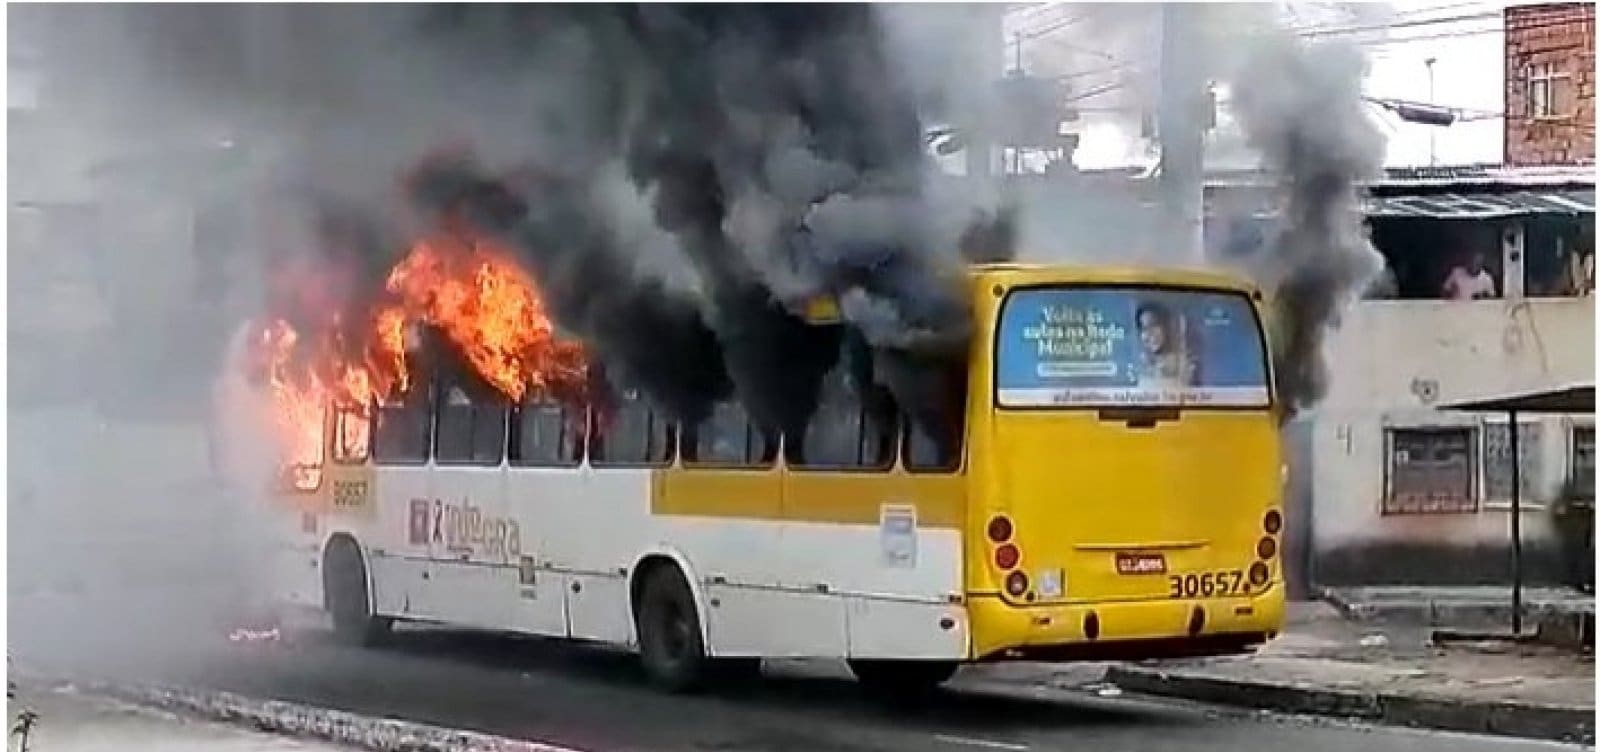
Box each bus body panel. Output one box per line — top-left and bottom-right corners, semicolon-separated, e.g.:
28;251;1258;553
987;411;1281;603
259;262;1286;667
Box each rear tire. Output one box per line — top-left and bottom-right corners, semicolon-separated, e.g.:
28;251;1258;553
324;539;391;647
848;659;958;696
635;565;709;693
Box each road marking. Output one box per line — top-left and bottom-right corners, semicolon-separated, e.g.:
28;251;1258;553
932;733;1030;751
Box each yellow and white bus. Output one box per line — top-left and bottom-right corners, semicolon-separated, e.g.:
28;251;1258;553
262;263;1286;692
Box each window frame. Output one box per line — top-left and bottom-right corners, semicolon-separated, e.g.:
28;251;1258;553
331;405;372;466
1571;423;1596;501
432;380;510;468
372;377;435;467
682;401;777;471
588;392;676;469
1481;417;1544;504
508;398;587;469
902;416;968;474
991;282;1275;413
279;403;329;493
1383;426;1478;515
1526;62;1574;120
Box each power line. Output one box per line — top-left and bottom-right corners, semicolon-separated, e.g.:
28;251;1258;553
1287;0;1502;32
1016;8;1096;41
1062;81;1126;104
1293;9;1502;37
1348;13;1592;47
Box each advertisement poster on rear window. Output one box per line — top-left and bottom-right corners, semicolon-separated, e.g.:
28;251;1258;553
995;287;1270;408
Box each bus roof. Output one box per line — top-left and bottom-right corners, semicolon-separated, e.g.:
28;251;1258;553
966;262;1263;297
794;263;1264;324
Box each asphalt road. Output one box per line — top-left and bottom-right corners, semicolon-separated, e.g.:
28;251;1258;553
14;611;1581;752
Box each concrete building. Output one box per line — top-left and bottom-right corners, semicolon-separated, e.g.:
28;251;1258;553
1504;2;1596;166
1294;165;1594;589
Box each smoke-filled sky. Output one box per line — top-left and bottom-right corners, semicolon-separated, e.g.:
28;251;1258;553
997;0;1516;171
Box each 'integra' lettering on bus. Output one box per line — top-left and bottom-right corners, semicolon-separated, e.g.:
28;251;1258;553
407;498;522;561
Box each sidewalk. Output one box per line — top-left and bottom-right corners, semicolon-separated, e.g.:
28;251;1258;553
7;682;353;752
1323;585;1595;646
971;601;1594;743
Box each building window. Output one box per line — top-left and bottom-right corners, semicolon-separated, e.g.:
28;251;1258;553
1385;428;1476;514
1526;63;1574;119
1484;422;1543;501
1573;426;1596;500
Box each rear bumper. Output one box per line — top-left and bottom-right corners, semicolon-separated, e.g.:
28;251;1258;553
967;583;1285;661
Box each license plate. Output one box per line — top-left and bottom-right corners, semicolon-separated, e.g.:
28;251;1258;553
1114;552;1167;575
1167;570;1249;599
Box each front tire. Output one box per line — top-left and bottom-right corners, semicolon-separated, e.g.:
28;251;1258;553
635;565;709;692
324;539;391;647
848;659;959;696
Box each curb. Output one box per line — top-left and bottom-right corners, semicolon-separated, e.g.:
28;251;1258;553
1106;664;1595;744
1319;589;1595;633
53;678;587;752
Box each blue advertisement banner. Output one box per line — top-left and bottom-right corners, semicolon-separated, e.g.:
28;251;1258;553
995;287;1270;408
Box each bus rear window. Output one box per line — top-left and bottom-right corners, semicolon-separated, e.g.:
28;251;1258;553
995;286;1270;409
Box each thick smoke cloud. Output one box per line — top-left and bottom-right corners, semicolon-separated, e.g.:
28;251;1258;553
397;5;992;434
1227;31;1385;420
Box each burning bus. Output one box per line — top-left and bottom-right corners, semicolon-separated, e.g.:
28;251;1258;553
229;208;1286;692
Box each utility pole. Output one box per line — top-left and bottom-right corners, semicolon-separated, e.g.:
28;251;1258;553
1425;57;1438;167
1157;3;1206;265
965;4;1006;183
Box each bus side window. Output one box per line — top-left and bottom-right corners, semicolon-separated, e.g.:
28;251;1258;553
510;398;584;467
905;422;961;471
904;362;968;473
591;389;673;467
374;379;432;465
434;379;508;467
689;401;776;468
332;407;371;464
792;367;896;471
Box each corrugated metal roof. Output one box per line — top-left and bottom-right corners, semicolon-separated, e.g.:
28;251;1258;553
1363;188;1594;218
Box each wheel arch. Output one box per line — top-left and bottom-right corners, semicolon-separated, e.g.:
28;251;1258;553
320;531;375;614
627;547;713;649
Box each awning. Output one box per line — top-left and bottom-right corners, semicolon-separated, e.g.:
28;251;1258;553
1437;383;1595;414
1364;188;1594;219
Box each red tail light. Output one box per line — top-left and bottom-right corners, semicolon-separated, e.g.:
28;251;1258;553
1248;562;1271;586
1004;570;1029;597
1256;536;1278;560
994;543;1020;570
1263;510;1282;534
986;515;1014;543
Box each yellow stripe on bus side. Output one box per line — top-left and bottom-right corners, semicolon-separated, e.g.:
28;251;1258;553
651;468;966;528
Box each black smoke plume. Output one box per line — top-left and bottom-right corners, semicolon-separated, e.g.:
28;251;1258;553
401;5;997;436
1227;31;1384;421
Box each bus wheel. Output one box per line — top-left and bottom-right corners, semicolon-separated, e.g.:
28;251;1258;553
848;659;958;696
323;538;391;648
635;565;708;693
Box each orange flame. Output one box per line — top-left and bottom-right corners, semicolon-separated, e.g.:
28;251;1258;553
242;231;587;482
385;235;587;404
